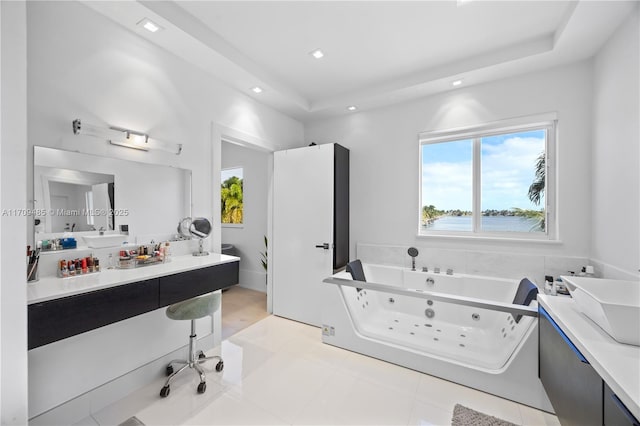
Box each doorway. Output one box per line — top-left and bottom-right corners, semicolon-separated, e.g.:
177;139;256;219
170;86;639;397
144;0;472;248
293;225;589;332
220;139;270;339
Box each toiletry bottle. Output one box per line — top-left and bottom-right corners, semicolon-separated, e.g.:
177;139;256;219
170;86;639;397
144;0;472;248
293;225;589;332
68;260;76;276
108;253;115;269
94;258;100;272
164;242;171;262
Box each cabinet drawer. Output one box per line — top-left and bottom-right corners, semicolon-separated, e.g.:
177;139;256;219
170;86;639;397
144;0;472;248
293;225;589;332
539;307;603;426
605;383;640;426
28;278;159;349
159;261;239;307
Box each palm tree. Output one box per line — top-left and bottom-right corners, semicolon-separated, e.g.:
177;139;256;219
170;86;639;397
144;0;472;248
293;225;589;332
221;176;243;223
527;152;546;231
528;152;545;205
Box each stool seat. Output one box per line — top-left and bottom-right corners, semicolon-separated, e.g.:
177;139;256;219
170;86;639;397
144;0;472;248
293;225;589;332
166;292;221;321
159;291;223;398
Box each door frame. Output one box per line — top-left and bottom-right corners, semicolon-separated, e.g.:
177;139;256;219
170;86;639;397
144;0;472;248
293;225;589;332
211;122;275;313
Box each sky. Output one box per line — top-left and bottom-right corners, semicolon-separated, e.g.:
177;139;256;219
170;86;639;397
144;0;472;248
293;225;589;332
421;129;545;211
221;167;243;184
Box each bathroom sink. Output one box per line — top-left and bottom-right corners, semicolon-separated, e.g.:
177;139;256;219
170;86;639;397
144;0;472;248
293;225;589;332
83;234;127;248
562;276;640;346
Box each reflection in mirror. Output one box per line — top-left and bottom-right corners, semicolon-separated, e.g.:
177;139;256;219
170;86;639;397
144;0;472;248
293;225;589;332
34;146;192;247
34;165;115;233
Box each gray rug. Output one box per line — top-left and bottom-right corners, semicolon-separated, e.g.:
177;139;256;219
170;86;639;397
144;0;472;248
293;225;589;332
451;404;518;426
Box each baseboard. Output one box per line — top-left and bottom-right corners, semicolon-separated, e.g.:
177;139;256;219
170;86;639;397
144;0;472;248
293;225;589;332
237;268;267;293
29;334;215;426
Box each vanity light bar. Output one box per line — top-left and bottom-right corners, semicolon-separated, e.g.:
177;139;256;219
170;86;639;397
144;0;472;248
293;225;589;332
72;119;183;155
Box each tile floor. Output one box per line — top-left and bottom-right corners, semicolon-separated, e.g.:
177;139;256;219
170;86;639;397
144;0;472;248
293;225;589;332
80;315;560;426
221;286;269;340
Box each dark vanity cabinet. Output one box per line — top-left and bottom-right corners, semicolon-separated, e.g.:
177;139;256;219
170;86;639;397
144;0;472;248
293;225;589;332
28;278;159;349
539;306;640;426
29;261;239;349
539;306;603;426
159;262;238;306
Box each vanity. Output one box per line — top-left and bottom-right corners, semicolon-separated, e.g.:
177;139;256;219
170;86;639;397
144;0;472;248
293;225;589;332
28;146;236;422
538;294;640;425
28;254;239;349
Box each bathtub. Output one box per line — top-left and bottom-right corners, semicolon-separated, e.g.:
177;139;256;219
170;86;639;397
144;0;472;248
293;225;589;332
321;263;553;412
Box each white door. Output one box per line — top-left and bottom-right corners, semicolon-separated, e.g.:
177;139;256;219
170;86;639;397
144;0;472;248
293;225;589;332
273;144;334;326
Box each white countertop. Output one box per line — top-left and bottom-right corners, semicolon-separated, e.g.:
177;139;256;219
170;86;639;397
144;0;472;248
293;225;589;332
28;253;240;305
539;295;640;420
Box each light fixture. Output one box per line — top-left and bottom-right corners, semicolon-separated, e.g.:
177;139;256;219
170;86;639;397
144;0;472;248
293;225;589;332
137;18;163;33
309;49;325;59
251;86;263;94
346;105;357;111
456;0;474;7
452;79;463;87
72;119;182;155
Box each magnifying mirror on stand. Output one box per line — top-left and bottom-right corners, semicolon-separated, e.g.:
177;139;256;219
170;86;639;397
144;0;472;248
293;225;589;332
178;217;212;256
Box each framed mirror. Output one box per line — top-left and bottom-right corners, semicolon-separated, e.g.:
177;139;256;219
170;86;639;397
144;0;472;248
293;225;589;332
34;146;192;246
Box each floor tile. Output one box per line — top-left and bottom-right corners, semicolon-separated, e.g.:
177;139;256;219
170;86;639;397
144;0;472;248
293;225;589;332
95;314;555;426
183;392;287;425
408;399;456;426
229;351;337;423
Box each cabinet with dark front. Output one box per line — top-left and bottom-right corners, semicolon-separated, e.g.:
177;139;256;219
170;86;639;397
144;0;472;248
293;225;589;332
28;278;159;349
539;306;603;426
28;260;239;350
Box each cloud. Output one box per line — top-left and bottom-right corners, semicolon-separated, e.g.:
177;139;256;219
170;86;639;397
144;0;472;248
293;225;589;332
422;136;544;210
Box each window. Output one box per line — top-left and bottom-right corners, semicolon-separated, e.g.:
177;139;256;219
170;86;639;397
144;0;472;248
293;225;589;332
419;117;555;239
221;167;243;224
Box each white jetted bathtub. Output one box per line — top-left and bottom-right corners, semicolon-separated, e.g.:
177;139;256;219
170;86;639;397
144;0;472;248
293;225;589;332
321;263;553;412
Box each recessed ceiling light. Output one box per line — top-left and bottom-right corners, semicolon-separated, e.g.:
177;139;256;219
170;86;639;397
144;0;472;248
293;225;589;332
457;0;474;6
452;79;463;87
137;18;163;33
310;49;325;59
251;86;263;94
346;105;357;111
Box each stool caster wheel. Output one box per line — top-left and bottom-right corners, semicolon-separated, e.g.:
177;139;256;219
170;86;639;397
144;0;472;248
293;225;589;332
160;385;170;398
165;365;174;376
197;382;206;394
215;361;224;372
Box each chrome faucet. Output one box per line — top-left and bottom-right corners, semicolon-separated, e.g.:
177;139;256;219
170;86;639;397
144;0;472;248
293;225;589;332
98;226;105;236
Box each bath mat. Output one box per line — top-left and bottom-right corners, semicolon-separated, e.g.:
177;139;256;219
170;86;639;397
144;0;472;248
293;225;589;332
118;416;146;426
451;404;518;426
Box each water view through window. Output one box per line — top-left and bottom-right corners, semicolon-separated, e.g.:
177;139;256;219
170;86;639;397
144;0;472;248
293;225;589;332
421;128;547;234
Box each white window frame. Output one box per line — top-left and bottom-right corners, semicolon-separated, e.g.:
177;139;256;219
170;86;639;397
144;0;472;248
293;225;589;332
418;113;557;241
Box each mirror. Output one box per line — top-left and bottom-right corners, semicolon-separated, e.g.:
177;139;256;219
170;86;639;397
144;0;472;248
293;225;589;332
34;146;192;246
177;217;212;256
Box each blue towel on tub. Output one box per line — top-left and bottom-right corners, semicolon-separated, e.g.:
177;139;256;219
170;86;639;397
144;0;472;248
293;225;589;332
511;278;538;323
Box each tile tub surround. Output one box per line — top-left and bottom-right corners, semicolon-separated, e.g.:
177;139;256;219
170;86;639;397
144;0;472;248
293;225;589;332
357;243;590;286
77;315;560;426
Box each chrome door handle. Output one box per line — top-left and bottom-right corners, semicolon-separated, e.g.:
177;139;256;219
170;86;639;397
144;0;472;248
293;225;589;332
315;243;330;250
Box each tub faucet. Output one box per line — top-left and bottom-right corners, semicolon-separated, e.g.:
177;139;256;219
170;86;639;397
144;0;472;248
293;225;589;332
98;226;105;236
446;268;454;275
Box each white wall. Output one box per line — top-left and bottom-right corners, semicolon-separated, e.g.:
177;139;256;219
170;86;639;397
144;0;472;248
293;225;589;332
19;1;303;422
221;142;269;292
0;1;28;424
591;6;640;280
306;61;593;263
